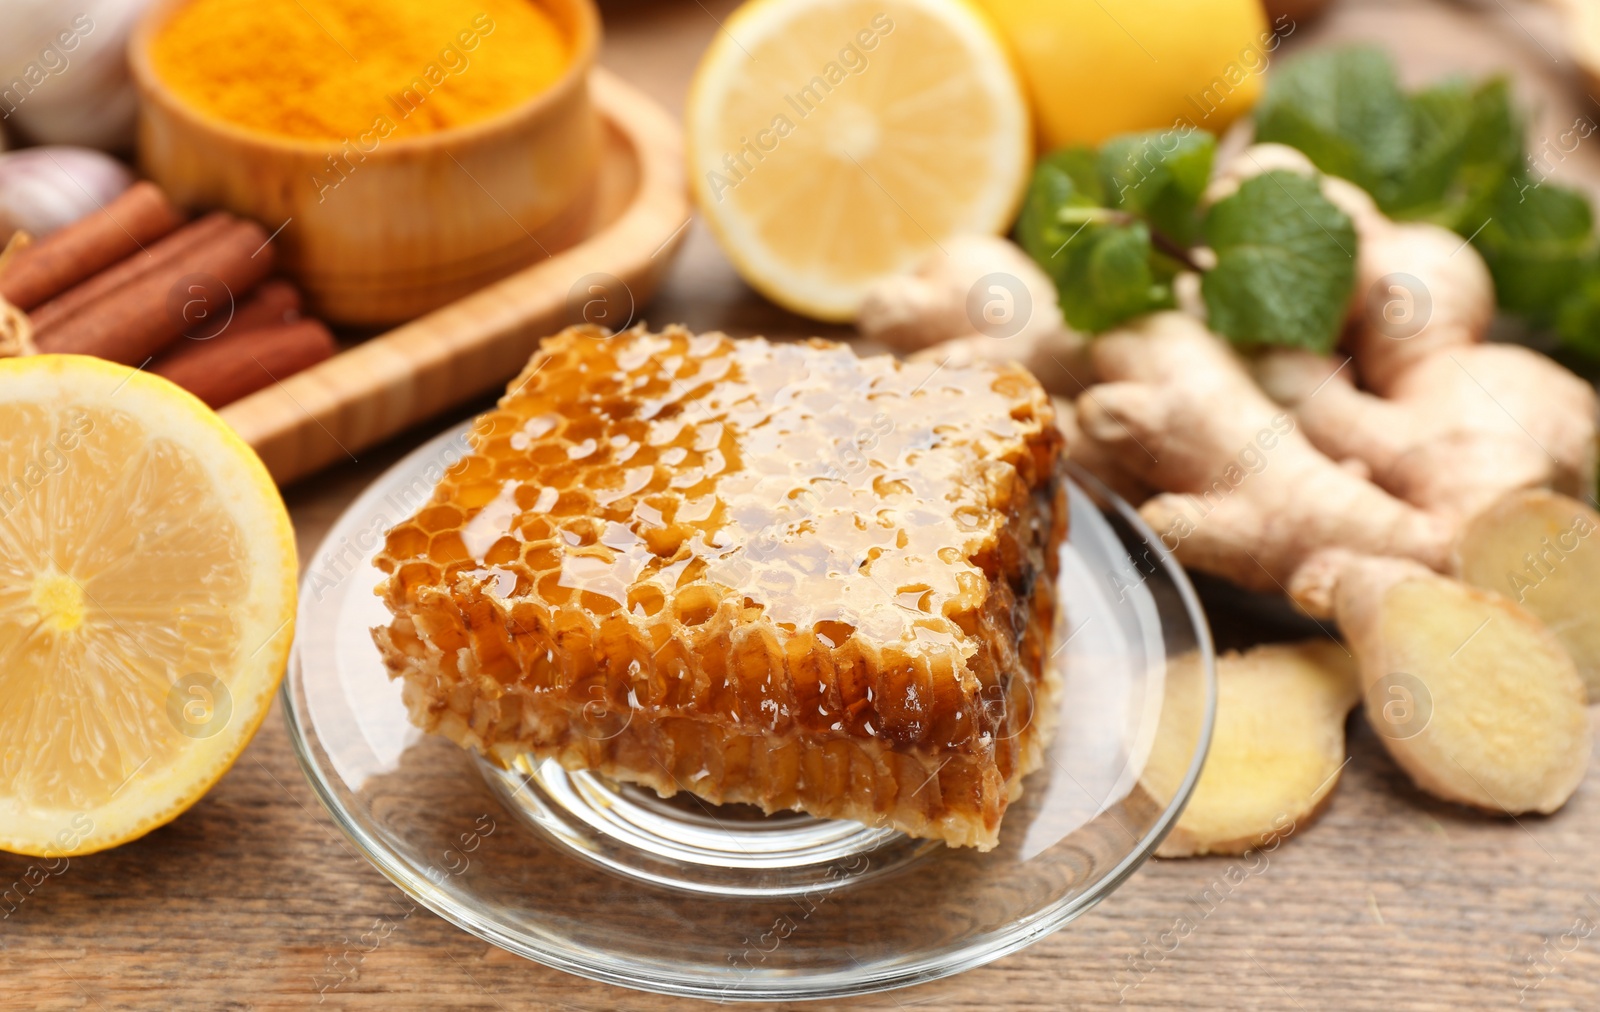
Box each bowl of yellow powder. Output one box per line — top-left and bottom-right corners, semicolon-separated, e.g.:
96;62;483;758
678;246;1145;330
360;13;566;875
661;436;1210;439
130;0;601;325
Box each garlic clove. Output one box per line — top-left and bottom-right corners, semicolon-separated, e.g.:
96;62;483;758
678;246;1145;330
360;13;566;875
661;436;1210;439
0;0;156;151
0;146;134;240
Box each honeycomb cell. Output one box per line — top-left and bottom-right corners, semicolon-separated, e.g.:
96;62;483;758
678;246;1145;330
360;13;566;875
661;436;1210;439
451;455;495;483
455;481;505;510
385;524;428;558
426;530;470;566
482;537;521;567
415;505;462;533
371;325;1067;850
627;585;665;617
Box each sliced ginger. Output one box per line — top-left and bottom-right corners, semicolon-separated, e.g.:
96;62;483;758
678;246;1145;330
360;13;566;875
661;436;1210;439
1143;642;1359;858
1456;490;1600;701
1330;555;1590;815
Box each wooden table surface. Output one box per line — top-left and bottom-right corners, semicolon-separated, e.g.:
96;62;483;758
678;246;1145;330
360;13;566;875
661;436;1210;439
6;0;1600;1008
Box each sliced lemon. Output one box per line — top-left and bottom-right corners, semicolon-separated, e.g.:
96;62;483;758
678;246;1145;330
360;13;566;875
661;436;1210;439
0;356;296;857
686;0;1032;321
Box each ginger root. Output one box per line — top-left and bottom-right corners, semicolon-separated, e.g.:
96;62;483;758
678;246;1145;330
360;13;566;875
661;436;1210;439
1255;346;1597;520
1076;311;1455;593
1456;490;1600;699
1307;552;1591;814
1051;395;1153;504
858;235;1092;393
1076;313;1592;816
1222;143;1598;520
1217;141;1600;704
1144;641;1359;858
1207;144;1490;379
889;147;1599;823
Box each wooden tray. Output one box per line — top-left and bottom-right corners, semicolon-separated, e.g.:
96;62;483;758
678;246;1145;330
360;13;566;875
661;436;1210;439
219;69;689;485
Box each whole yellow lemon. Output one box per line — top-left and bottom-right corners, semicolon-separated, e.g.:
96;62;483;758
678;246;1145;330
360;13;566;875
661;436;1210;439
975;0;1282;149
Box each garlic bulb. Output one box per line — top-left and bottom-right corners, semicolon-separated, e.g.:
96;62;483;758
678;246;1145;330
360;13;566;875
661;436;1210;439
0;146;134;240
0;0;157;151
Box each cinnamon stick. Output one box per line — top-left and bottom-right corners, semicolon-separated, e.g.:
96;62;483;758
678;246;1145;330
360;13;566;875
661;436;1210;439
0;182;185;311
29;213;234;333
223;279;302;335
35;218;275;365
152;319;337;408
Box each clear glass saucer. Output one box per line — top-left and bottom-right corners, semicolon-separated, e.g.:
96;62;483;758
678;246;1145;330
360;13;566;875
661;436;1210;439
283;421;1216;1002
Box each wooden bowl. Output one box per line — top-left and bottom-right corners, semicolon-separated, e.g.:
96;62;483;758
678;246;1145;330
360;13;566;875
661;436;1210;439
128;0;602;327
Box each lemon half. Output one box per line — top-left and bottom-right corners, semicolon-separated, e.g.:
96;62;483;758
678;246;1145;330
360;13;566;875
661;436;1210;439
0;356;296;857
976;0;1272;148
687;0;1032;321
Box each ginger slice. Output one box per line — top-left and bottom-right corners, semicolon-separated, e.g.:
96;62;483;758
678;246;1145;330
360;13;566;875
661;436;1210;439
1456;490;1600;700
1329;555;1591;815
1143;641;1359;858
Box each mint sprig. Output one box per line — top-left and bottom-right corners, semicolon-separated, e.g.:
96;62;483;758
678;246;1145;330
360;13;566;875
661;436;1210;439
1015;134;1356;351
1255;46;1600;360
1253;47;1414;208
1406;78;1518;228
1099;130;1215;247
1475;176;1596;323
1016;143;1179;334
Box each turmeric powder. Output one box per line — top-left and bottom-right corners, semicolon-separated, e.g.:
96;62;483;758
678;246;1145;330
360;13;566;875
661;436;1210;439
151;0;571;141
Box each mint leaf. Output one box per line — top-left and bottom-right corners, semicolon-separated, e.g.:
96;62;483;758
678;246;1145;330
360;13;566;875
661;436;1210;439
1200;171;1357;352
1015;147;1104;265
1254;47;1412;206
1016;148;1174;333
1248;44;1600;359
1396;79;1476;212
1256;49;1520;227
1555;264;1600;360
1475;176;1595;324
1452;78;1522;216
1098;129;1216;247
1390;77;1520;227
1055;221;1175;333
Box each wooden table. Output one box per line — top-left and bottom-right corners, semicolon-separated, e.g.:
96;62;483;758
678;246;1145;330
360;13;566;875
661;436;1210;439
6;0;1600;1008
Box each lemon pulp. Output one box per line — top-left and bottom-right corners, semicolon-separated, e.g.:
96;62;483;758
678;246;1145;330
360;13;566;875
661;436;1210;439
688;0;1032;320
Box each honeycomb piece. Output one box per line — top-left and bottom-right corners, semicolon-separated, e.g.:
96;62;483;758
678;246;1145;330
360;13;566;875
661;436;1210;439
372;325;1067;849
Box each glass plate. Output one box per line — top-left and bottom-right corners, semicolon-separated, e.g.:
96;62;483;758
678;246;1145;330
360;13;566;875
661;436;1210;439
283;421;1216;1002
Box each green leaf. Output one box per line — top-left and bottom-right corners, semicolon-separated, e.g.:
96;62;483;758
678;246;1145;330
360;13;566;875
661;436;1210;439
1400;80;1477;204
1098;129;1216;247
1055;221;1175;333
1554;263;1600;361
1254;48;1520;227
1015;146;1104;266
1452;78;1522;213
1389;77;1520;227
1015;147;1174;333
1249;44;1600;359
1253;47;1412;205
1475;175;1595;324
1200;171;1358;352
